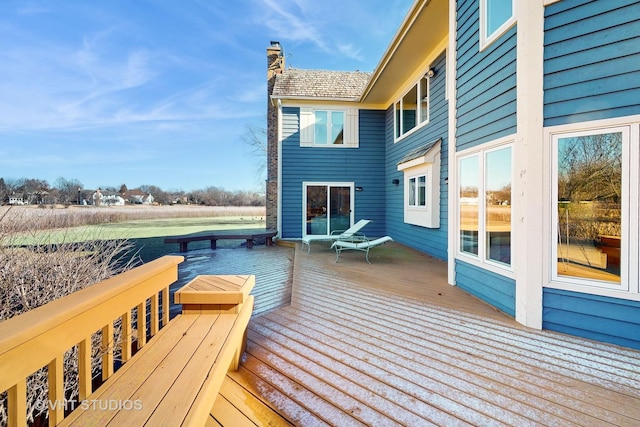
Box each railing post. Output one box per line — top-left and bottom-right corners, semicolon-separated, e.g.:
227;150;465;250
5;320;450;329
101;323;114;381
121;311;132;362
137;302;147;348
151;293;159;336
78;336;92;400
47;356;64;426
162;287;170;327
7;380;26;427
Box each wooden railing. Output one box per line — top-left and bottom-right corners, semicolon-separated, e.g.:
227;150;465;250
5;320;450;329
0;255;184;427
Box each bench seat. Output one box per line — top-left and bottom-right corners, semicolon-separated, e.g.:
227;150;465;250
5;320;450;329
165;229;277;252
61;275;255;427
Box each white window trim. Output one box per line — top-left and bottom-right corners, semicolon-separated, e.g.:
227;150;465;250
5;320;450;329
479;0;517;51
455;138;514;277
544;115;640;302
398;141;441;228
393;73;431;143
300;106;359;148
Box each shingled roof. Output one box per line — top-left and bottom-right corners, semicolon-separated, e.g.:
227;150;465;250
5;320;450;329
272;69;372;101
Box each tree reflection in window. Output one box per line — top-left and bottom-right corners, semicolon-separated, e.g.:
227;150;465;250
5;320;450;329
556;131;622;283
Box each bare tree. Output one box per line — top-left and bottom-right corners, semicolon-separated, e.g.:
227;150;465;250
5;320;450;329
242;122;267;184
0;178;7;204
55;177;83;205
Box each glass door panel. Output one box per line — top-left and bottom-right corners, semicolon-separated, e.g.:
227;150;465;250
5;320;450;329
306;186;327;235
329;187;351;233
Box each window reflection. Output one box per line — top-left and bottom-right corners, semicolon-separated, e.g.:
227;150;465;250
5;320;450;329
401;85;417;134
418;176;426;206
556;132;622;284
486;0;513;37
460;156;479;255
408;178;416;206
331;111;344;144
486;147;511;265
419;77;429;124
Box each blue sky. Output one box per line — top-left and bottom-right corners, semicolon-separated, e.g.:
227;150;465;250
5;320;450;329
0;0;413;192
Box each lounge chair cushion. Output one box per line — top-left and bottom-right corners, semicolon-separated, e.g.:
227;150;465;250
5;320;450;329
331;236;393;263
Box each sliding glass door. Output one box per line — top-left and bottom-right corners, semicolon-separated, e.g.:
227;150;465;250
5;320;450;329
304;183;353;236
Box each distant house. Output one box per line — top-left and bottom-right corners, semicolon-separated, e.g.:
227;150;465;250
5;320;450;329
266;0;640;350
8;194;25;205
123;189;154;205
92;189;125;206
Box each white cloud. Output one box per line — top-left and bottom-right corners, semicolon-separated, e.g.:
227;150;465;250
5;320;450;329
259;0;328;51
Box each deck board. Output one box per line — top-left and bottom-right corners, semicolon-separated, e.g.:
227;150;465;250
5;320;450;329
206;242;640;426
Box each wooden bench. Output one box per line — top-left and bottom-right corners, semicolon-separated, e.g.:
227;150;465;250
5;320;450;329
165;229;277;252
60;275;255;427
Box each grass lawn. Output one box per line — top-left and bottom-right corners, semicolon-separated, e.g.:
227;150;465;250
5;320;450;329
10;216;266;263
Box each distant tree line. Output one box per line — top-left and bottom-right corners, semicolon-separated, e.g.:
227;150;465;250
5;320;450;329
0;177;264;207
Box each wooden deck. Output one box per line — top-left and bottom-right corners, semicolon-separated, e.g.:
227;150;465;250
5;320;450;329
209;241;640;426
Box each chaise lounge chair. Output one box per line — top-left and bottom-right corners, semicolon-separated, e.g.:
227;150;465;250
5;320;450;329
301;219;372;253
331;235;393;264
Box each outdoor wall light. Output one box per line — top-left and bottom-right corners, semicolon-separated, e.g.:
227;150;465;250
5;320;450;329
426;68;435;78
355;186;363;192
444;177;448;184
392;179;400;185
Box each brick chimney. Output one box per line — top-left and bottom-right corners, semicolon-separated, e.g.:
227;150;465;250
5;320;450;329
266;41;284;231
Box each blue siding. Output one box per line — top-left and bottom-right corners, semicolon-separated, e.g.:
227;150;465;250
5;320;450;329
452;0;516;317
455;260;515;317
543;288;640;350
544;0;640;126
455;0;517;150
280;107;386;239
385;52;448;260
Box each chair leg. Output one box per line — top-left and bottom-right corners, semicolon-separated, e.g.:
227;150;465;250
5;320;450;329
365;247;371;264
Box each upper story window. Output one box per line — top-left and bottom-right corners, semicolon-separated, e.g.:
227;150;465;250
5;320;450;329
300;106;359;148
314;110;344;145
394;72;430;142
480;0;516;50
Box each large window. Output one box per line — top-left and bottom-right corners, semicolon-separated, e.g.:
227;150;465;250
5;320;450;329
480;0;515;49
394;73;430;141
552;127;627;289
458;144;512;268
